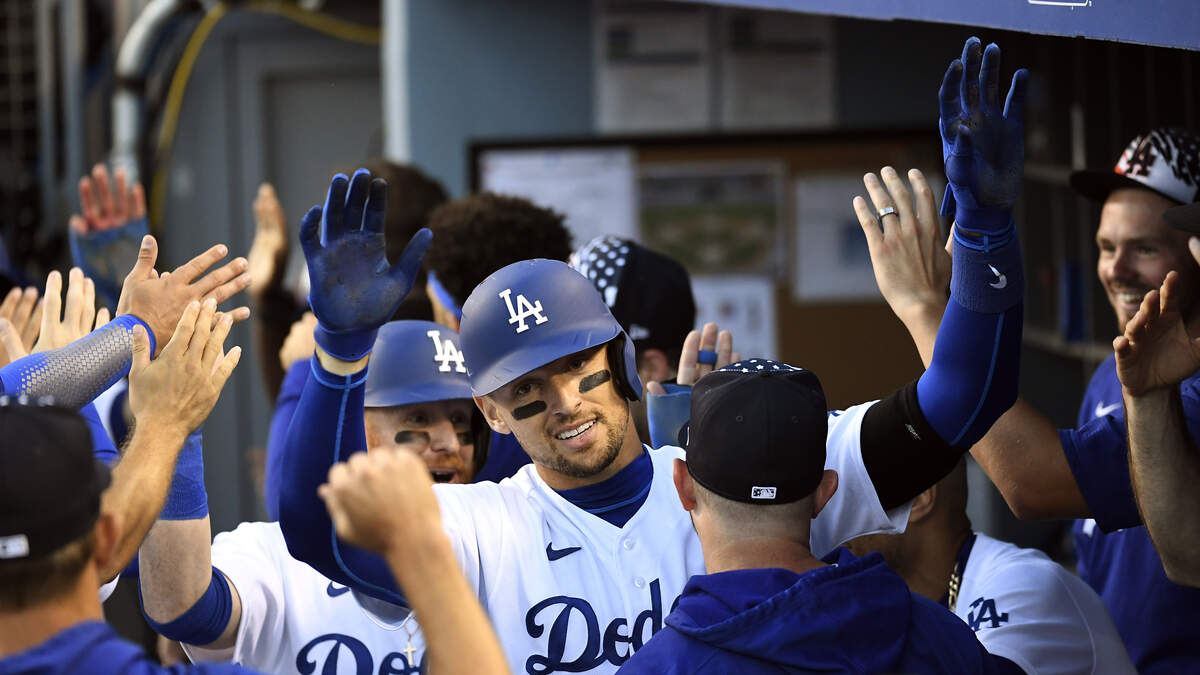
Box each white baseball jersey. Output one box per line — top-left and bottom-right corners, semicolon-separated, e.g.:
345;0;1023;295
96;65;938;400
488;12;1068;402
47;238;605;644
956;533;1135;674
183;522;429;675
433;401;909;675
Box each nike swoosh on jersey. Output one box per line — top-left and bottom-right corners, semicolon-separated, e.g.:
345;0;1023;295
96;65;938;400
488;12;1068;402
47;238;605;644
327;581;350;597
1094;401;1122;418
545;542;582;561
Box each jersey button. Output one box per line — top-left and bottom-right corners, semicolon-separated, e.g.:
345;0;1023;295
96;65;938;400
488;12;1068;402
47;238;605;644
622;538;635;551
634;577;645;588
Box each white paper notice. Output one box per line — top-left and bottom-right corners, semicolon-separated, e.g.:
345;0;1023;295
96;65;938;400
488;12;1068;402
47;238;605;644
793;175;882;302
479;147;638;247
595;3;713;132
691;275;778;361
720;11;835;129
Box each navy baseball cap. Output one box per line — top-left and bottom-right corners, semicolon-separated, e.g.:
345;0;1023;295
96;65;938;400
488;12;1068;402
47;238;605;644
683;360;827;505
570;236;696;356
1069;128;1200;206
0;400;111;562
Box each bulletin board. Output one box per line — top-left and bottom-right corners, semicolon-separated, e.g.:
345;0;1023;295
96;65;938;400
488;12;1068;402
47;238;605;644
470;130;943;409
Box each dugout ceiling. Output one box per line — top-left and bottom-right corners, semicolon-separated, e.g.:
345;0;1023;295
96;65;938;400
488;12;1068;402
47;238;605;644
681;0;1200;52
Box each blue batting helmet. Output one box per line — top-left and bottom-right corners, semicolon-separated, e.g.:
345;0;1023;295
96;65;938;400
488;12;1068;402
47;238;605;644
459;259;642;400
364;321;488;469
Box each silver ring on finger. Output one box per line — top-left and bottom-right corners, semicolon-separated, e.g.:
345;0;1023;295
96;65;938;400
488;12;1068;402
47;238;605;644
877;206;898;219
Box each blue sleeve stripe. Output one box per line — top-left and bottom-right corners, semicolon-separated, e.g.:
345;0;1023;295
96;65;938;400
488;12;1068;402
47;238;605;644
949;313;1005;447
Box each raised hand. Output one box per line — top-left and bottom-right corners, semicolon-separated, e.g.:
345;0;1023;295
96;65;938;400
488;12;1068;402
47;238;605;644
318;449;443;556
939;38;1029;215
0;285;42;366
248;183;289;299
127;298;242;437
1114;271;1200;396
279;311;317;371
854;167;951;324
116;235;251;356
3;268;109;359
300;169;432;361
68;164;149;307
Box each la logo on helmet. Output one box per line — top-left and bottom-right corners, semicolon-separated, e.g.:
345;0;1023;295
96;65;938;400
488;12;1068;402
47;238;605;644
426;330;467;373
498;288;549;334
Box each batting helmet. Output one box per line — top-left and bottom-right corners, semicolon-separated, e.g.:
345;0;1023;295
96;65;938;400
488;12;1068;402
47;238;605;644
364;320;489;470
459;259;642;400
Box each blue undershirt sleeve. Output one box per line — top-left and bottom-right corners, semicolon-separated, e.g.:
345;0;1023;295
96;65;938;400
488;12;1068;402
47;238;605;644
276;355;406;605
1059;416;1139;531
0;314;153;409
916;218;1023;449
79;402;119;465
263;362;310;520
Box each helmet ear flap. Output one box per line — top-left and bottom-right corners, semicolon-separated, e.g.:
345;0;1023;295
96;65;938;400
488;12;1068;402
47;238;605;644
605;334;643;401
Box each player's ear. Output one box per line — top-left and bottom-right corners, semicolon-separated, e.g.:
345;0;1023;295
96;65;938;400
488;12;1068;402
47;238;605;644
638;349;671;385
908;485;937;523
92;512;121;573
810;470;839;519
673;459;697;512
474;395;511;434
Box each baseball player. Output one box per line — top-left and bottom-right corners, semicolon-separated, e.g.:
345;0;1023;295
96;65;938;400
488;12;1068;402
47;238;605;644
621;363;1005;674
278;39;1030;669
892;125;1200;672
137;321;480;675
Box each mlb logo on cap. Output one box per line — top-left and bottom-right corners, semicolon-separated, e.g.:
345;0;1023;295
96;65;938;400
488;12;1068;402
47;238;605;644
751;486;778;500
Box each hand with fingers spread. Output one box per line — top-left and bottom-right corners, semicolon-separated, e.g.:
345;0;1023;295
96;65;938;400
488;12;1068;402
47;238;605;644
29;267;110;354
0;285;42;366
301;169;432;361
68;164;149;308
127;298;243;437
674;323;736;387
116;234;251;356
248;183;290;299
1114;271;1200;397
644;323;737;449
938;37;1029;220
854;168;952;354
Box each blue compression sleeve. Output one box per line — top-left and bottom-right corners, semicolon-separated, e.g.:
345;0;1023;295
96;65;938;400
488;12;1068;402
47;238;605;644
916;217;1023;448
0;314;153;409
646;383;692;449
79;402;119;465
160;430;208;520
141;568;233;645
277;356;405;605
264;362;310;520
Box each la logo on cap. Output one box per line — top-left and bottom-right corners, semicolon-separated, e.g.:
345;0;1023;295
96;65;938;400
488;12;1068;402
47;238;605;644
498;288;549;334
426;329;466;373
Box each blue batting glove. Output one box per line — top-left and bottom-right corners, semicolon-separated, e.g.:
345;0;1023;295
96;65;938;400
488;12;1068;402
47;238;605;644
69;216;149;308
299;169;432;361
937;38;1029;231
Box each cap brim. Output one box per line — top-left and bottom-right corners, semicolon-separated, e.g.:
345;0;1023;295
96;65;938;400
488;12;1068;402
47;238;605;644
1069;170;1185;206
1165;202;1200;234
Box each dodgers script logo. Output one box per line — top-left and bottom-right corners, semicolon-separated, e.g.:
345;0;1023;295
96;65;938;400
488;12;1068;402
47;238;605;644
499;288;549;334
523;579;679;674
426;329;466;373
296;633;423;675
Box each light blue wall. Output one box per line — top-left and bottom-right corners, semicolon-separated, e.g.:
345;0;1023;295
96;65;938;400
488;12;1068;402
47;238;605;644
404;0;595;197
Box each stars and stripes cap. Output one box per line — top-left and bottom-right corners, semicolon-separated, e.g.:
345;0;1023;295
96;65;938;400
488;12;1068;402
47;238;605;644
681;360;827;505
0;400;110;562
1069;128;1200;206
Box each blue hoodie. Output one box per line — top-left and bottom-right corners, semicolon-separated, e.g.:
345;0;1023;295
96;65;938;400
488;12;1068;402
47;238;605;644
620;549;1002;674
0;622;259;675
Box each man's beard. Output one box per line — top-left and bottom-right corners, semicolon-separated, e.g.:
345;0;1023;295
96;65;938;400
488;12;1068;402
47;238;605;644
540;408;630;479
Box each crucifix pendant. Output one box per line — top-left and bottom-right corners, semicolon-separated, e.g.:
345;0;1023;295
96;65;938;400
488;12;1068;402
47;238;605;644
402;640;418;667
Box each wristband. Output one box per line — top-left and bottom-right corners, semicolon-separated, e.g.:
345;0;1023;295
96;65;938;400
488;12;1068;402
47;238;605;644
314;322;377;362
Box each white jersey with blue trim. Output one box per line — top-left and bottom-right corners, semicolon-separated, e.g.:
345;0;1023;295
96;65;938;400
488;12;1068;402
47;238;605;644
956;532;1134;675
183;522;429;675
433;400;910;675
